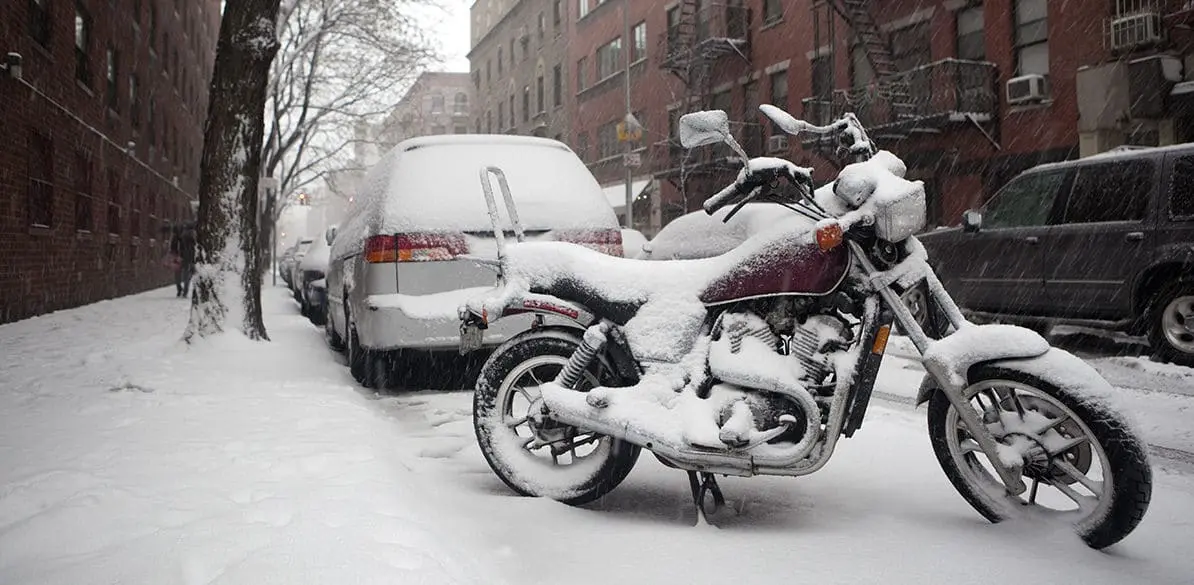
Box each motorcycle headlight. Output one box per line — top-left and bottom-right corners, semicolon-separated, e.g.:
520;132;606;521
872;181;927;242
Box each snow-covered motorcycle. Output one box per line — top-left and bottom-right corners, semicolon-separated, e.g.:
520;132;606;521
458;104;1152;549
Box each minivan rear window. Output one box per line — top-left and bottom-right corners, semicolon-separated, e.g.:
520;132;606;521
1169;155;1194;219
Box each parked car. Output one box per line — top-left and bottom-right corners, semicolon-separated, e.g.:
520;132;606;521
279;237;312;289
326;134;623;388
298;225;336;323
286;237;315;299
919;144;1194;366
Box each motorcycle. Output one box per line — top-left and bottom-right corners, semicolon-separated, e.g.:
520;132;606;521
457;104;1152;549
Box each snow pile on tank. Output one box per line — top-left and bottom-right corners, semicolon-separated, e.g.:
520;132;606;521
331;135;618;260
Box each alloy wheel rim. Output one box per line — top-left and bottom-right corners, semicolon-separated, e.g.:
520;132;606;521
495;355;609;467
1161;295;1194;354
944;379;1113;526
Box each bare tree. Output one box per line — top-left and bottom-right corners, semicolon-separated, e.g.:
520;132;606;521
262;0;434;213
186;0;283;342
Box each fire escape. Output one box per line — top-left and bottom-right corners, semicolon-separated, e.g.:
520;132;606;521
804;0;998;156
654;1;752;209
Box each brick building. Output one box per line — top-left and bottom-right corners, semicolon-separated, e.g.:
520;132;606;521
570;0;1194;237
469;0;574;143
0;0;221;323
376;71;473;148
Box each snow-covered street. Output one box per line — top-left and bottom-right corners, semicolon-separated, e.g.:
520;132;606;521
3;286;1194;584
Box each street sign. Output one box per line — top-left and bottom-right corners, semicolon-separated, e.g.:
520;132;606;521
623;152;641;168
617;112;643;142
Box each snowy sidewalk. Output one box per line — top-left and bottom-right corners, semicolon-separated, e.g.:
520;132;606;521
0;288;503;585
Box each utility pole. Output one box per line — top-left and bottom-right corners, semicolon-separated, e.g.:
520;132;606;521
620;0;641;230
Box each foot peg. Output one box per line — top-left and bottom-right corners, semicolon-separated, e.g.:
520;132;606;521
687;471;725;525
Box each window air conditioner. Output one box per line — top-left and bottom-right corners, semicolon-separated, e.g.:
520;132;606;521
768;134;789;152
1110;12;1164;51
1006;74;1048;105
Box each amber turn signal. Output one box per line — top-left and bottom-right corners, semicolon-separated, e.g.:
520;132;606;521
872;324;891;355
816;223;844;251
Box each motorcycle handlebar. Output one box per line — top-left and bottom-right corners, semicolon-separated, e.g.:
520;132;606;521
702;179;752;215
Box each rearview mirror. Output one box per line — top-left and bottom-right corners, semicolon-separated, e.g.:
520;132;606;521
962;210;982;233
679;110;731;149
759;104;802;135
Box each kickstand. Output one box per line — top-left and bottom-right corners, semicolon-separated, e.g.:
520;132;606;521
686;471;726;525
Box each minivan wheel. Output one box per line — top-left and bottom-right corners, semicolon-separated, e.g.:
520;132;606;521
325;306;345;352
1149;283;1194;367
347;322;391;389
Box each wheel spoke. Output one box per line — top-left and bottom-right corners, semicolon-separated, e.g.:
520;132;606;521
959;439;984;456
1053;459;1103;495
1049;476;1099;513
505;414;528;428
1007;389;1028;419
1032;413;1070;435
1046;435;1088;456
1028;477;1040;505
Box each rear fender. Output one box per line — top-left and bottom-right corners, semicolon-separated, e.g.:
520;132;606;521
914;324;1050;406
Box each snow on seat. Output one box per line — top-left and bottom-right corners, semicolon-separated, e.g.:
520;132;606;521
467;216;843;361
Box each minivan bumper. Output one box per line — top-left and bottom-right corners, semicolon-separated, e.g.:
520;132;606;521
357;288;541;350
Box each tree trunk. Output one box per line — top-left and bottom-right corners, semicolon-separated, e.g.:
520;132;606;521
185;0;282;342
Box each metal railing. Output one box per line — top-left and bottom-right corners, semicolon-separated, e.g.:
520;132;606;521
801;59;997;131
661;4;751;64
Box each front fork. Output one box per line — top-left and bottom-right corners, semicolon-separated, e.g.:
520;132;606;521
848;241;1028;495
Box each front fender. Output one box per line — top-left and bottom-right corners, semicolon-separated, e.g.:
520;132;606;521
915;324;1050;405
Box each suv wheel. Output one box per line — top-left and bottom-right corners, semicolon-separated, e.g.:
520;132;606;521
1148;283;1194;367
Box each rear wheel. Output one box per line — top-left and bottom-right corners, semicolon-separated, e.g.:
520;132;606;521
347;316;390;389
1148;283;1194;367
927;365;1151;549
474;329;640;505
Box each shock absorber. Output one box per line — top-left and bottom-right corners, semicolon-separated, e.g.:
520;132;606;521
556;322;610;389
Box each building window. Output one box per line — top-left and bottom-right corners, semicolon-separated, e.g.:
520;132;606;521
149;3;157;53
578;0;590;19
498;47;503;76
486;109;492;133
454;124;468;134
810;55;832;97
130;184;142;237
508;95;515;128
475;118;482;133
577;131;589;160
510;38;517;64
472;70;481;91
431;124;446;135
486;60;492;85
577;56;588;91
536;75;545;113
29;0;51;47
554;0;563;26
598;121;618;159
106;49;119;109
107;170;122;236
632;22;647;63
431;93;444;113
498;101;505;130
522;86;530;122
769;69;788;111
130;74;140;128
73;151;93;232
27;131;54;228
454;92;469;114
763;0;783;24
891;22;931;71
1014;0;1049;76
75;3;93;87
596;37;622;81
553;64;563;106
956;5;985;61
538;12;546;39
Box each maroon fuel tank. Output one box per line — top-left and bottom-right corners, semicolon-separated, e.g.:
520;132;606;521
699;242;850;305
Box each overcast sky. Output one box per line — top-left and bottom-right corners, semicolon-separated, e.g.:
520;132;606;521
434;0;471;73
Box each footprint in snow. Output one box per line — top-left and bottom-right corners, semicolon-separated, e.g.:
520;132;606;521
417;443;465;459
108;382;155;393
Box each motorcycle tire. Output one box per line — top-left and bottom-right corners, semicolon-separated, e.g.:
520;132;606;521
927;363;1151;549
474;327;640;506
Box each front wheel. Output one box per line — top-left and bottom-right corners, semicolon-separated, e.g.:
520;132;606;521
927;364;1151;549
474;328;640;505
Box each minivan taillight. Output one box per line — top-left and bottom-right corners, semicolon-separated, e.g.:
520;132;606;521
557;229;623;257
365;233;468;263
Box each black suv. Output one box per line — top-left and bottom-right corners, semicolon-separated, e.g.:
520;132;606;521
918;145;1194;366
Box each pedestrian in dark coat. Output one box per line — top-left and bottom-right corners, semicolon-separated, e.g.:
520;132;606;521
170;225;197;298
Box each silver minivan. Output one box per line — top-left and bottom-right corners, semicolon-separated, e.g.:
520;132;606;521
326;134;622;388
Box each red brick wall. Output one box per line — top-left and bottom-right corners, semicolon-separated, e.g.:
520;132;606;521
0;0;220;323
570;0;1120;231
